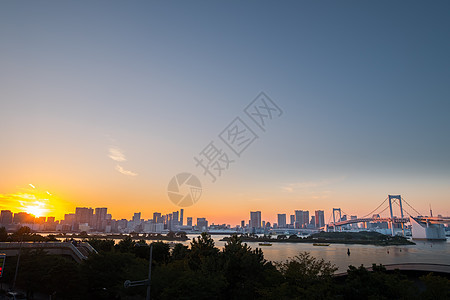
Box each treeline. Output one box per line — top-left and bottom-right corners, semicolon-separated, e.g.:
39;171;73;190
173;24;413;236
1;232;449;299
0;226;58;242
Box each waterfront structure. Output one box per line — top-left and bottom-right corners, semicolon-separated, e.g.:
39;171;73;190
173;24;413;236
294;210;303;228
411;217;446;240
95;207;108;231
0;210;13;225
75;207;94;226
277;214;287;228
290;215;295;226
197;218;208;232
315;210;325;228
250;211;262;229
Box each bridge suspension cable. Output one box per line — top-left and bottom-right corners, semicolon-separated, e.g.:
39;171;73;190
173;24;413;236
401;197;423;216
400;206;414;218
341;209;351;218
360;197;388;218
377;204;391;216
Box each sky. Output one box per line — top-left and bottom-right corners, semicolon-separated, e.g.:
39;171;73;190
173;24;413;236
1;1;449;225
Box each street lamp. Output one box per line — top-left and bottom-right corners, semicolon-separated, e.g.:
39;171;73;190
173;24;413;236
124;244;153;300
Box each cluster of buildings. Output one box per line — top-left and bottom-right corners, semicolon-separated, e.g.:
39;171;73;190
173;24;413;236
56;207;209;233
242;210;326;234
1;207;328;234
0;210;58;231
0;208;210;234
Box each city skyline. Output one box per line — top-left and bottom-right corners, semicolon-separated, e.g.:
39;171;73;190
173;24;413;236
0;202;410;231
1;1;449;226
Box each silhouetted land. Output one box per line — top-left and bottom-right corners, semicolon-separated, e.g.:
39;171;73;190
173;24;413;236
220;231;415;246
1;227;447;300
54;231;190;241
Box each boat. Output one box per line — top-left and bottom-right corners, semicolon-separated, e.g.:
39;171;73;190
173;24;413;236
313;243;330;246
259;242;272;246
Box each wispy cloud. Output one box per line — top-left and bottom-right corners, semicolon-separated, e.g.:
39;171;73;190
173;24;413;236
107;143;138;176
281;176;346;193
108;147;127;162
115;165;138;176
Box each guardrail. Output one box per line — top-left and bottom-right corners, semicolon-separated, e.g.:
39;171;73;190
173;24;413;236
335;263;450;276
0;242;96;263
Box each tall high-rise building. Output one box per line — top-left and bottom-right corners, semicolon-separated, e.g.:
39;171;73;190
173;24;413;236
172;211;179;226
315;210;325;228
187;217;193;227
132;212;141;224
250;211;262;228
290;215;295;225
294;210;304;228
197;218;208;231
13;212;33;224
241;220;245;228
0;210;13;225
75;207;94;225
63;213;76;226
153;212;162;224
277;214;287;228
180;209;184;226
95;207;108;231
303;211;309;228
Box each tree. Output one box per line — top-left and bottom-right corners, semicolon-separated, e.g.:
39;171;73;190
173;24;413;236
274;252;338;299
171;243;190;260
342;264;416;299
222;235;279;299
419;273;450;299
0;226;8;241
115;236;135;253
88;238;115;252
176;231;187;239
188;233;219;270
150;241;171;264
80;252;148;299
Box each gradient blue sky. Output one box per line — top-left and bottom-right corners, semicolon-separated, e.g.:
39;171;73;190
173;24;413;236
1;1;449;224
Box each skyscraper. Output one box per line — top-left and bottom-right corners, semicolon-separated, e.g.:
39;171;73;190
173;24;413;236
153;212;162;223
187;217;193;227
132;212;141;224
315;210;325;228
303;211;309;228
197;218;208;231
180;209;184;226
277;214;287;228
172;211;179;226
0;210;13;225
75;207;94;225
95;207;107;231
290;214;295;226
250;211;262;228
294;210;304;228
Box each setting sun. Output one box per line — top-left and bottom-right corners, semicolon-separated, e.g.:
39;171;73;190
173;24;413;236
23;201;48;218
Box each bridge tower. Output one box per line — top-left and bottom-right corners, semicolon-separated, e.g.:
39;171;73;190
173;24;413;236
332;208;342;232
388;195;404;236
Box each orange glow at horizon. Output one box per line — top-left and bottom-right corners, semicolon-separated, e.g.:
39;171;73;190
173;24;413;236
23;201;48;218
0;184;73;220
